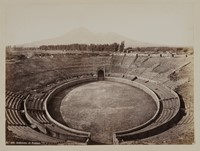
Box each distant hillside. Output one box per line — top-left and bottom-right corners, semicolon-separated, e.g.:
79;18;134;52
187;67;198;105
18;27;157;47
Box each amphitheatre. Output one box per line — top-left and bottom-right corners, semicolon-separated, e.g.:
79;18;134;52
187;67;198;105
5;46;194;145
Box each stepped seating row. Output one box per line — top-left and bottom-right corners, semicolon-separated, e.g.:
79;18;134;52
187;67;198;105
128;67;146;77
25;98;90;141
27;110;50;124
115;106;179;143
6;91;26;110
161;98;180;109
152;57;187;73
6;90;89;144
44;124;90;142
26;98;44;110
111;55;162;72
177;110;193;125
6;109;26;126
108;76;180;107
185;102;193;109
7;126;65;144
111;55;124;66
23;77;95;143
154;86;176;100
29;55;110;71
139;70;158;79
109;73;170;94
116;56;150;76
7;54;110;92
44;124;81;136
114;78;180;144
42;74;95;93
163;80;177;89
151;61;191;83
109;73;124;78
64;69;96;81
164;78;189;90
110;56;192;86
121;55;136;67
155;108;175;123
139;80;180;107
94;56;112;66
141;57;161;69
59;69;93;78
134;79;176;99
6;91;28;126
150;72;169;83
132;56;149;67
6;91;24;98
153;60;175;73
111;66;127;74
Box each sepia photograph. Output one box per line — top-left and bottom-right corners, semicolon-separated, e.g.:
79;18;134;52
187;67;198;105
1;0;199;148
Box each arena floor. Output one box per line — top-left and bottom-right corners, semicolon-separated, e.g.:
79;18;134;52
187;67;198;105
48;80;157;144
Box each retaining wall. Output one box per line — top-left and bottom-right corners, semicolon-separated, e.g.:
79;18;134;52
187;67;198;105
44;77;97;137
105;77;160;136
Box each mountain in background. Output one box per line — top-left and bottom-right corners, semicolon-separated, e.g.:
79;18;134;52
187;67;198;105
18;27;159;47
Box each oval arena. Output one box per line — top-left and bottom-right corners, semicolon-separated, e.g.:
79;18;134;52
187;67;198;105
48;79;158;144
6;51;194;145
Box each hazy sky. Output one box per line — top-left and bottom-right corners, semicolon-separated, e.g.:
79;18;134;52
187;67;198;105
5;1;194;46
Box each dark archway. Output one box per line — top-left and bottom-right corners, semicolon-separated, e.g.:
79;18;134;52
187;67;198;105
98;70;104;80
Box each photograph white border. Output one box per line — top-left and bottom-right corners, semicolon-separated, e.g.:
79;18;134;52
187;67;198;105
0;0;200;151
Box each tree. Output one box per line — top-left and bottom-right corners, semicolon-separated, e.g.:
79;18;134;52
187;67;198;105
119;41;125;52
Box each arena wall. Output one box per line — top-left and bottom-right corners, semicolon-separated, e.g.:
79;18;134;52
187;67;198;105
105;77;160;134
23;95;47;134
44;77;97;137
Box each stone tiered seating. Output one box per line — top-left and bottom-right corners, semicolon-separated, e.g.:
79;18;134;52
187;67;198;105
127;67;146;76
6;92;66;144
164;78;189;90
26;98;44;110
132;56;149;67
115;108;179;143
139;70;158;79
121;55;136;67
152;57;186;73
177;98;194;125
6;52;193;144
6;109;26;126
156;108;177;123
113;78;180;143
55;66;94;78
163;80;177;89
151;60;191;83
114;107;177;142
7;126;65;144
26;95;53;124
6;91;28;126
111;66;127;74
27;110;50;124
111;56;191;85
177;110;193;125
6;92;25;110
122;56;150;76
134;79;176;99
44;124;89;142
6;90;89;144
110;55;135;74
6;54;111;92
109;73;123;78
151;73;169;83
140;57;160;69
109;55;193;143
111;55;124;66
23;77;94;144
